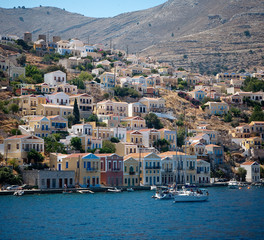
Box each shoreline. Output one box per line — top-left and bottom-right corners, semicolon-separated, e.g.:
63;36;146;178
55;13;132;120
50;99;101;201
0;183;229;196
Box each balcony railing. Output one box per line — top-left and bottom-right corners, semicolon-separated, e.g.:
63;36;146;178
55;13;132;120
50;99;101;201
129;171;135;175
164;168;173;172
86;168;98;172
145;166;161;169
189;166;195;170
112;168;121;172
177;166;183;170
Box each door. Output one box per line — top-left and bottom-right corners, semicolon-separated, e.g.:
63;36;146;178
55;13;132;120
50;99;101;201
59;178;62;188
132;178;134;186
128;178;131;186
150;177;152;185
87;178;90;187
92;177;95;186
58;163;61;171
47;179;50;188
153;176;156;185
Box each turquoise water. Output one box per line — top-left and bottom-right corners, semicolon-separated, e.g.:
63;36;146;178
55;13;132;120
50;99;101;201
0;187;264;240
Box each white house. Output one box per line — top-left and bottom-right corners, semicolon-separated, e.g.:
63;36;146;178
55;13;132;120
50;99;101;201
71;123;93;136
240;161;260;182
44;70;67;87
196;159;210;184
45;92;70;105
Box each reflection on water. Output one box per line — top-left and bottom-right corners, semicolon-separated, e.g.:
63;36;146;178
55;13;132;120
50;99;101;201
0;187;264;239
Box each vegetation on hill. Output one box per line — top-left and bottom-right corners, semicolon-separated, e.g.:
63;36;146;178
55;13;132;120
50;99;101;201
145;113;164;129
242;77;264;92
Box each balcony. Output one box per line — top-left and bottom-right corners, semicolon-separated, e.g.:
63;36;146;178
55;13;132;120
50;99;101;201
164;168;173;173
177;166;183;170
129;171;135;175
189;166;195;170
145;166;161;169
112;168;121;172
86;168;98;172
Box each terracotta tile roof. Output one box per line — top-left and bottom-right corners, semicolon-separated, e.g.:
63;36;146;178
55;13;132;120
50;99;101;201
206;144;221;148
64;153;88;159
124;152;154;160
241;161;257;166
158;151;185;156
5;135;30;140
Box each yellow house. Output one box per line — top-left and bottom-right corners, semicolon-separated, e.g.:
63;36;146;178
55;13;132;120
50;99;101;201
126;130;144;147
123;157;140;186
93;127;114;140
203;101;229;115
121;116;146;130
4;135;44;165
242;137;262;156
50;153;101;187
124;152;161;186
115;142;138;156
69;93;94;119
18;95;47;116
24;115;68;138
36;104;73;118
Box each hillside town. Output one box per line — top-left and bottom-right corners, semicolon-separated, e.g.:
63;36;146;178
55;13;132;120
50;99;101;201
0;32;263;190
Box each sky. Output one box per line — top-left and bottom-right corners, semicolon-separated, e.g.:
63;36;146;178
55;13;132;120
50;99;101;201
0;0;168;18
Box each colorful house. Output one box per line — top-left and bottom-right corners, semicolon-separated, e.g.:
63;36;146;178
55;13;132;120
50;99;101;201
123;157;140;186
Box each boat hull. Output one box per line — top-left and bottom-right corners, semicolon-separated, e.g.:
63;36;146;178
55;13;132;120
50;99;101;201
174;195;208;202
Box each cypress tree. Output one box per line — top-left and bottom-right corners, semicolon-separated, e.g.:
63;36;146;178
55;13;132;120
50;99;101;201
73;99;80;124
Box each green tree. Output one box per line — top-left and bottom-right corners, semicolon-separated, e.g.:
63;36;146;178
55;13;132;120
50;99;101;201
236;167;247;181
8;158;18;168
145;113;164;129
27;149;44;164
0;167;22;185
230;107;241;117
86;114;98;122
154;139;170;152
223;112;233;122
11;129;22;135
8;103;19;113
67;114;75;128
44;134;66;155
16;54;27;66
73;99;80;124
99;140;116;153
78;71;93;81
250;105;264;122
70;137;83;152
110;137;120;143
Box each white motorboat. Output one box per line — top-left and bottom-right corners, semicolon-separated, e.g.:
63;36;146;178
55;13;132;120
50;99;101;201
127;188;134;192
107;187;122;193
174;186;209;202
150;186;157;191
228;180;239;189
13;190;24;196
78;189;94;194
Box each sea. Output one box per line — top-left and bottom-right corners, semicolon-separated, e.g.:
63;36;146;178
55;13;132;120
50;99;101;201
0;187;263;240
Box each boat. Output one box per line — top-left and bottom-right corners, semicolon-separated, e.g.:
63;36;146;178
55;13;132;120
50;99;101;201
150;186;157;191
228;179;239;189
77;189;94;194
107;187;121;193
62;190;73;194
173;185;209;202
152;186;177;200
127;188;134;192
13;190;24;196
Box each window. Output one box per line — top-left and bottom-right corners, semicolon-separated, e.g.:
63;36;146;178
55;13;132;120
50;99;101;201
66;162;68;169
8;144;11;150
16;144;19;149
125;178;127;184
146;177;148;183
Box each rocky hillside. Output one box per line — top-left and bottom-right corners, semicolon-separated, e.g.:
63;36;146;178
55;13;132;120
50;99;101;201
0;0;263;71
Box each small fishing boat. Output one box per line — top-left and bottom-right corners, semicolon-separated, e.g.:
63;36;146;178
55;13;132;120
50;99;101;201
13;190;24;196
107;187;121;193
127;188;134;192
